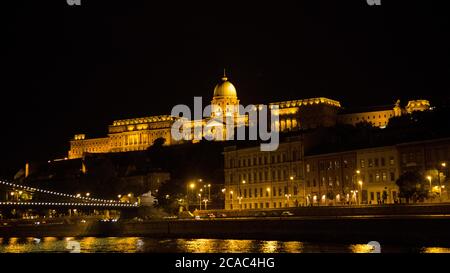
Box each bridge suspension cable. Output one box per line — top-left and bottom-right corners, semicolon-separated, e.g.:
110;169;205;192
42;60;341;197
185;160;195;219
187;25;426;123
0;180;134;205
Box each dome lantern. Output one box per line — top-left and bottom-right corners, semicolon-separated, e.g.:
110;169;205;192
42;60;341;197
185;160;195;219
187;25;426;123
213;69;237;97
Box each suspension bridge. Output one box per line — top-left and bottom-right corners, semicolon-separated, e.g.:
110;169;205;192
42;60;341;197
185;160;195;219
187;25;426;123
0;180;139;211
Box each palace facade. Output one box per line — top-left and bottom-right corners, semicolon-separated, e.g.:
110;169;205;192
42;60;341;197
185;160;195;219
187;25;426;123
68;73;430;159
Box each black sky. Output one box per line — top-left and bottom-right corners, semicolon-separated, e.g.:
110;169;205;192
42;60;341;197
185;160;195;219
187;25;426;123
2;0;449;177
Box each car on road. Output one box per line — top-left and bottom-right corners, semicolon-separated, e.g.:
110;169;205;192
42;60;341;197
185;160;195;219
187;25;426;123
208;213;216;218
194;215;201;220
281;211;294;217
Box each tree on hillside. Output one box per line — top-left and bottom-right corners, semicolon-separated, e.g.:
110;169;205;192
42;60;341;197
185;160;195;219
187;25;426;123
155;178;185;214
396;171;428;203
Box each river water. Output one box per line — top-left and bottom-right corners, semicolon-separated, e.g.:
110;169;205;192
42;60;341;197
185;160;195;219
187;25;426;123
0;237;450;253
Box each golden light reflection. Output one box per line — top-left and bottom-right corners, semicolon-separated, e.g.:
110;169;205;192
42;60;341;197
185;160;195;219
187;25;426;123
106;237;140;253
2;238;32;253
261;241;279;253
223;239;253;253
349;244;375;253
41;237;58;249
9;237;19;245
176;239;255;253
282;241;304;253
183;239;216;253
422;247;450;253
80;237;97;251
43;237;58;243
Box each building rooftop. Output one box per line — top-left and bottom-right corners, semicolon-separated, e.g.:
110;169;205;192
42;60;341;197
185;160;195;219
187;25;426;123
339;104;396;115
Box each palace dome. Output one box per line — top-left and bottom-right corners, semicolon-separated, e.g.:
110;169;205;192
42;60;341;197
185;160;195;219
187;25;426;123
213;74;237;97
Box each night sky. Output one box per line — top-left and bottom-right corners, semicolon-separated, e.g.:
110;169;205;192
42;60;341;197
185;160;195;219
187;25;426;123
2;0;449;177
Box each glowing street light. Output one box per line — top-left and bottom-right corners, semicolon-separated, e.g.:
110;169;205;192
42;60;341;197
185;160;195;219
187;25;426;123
427;176;432;194
207;184;211;202
438;162;447;202
86;193;90;197
358;180;363;205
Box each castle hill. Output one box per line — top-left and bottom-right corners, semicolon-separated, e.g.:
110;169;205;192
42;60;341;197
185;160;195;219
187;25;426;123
3;0;450;255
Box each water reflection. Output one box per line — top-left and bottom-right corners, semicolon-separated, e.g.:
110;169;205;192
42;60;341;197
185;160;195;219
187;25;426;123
421;247;450;253
349;244;376;253
261;241;279;253
0;237;449;253
282;241;304;253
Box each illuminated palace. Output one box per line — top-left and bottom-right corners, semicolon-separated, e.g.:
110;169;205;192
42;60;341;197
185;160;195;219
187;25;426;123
68;73;430;159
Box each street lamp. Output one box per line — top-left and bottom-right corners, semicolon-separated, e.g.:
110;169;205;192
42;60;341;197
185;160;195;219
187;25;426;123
186;182;196;211
285;194;291;207
207;184;211;204
229;190;234;209
438;162;447;202
86;193;90;197
238;196;243;209
358;180;363;205
238;180;245;206
427;176;432;198
198;193;202;210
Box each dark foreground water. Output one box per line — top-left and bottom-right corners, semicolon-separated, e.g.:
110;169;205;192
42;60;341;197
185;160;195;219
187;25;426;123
1;237;450;253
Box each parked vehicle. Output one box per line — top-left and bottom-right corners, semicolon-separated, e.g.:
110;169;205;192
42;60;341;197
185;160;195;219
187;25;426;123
281;211;294;216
